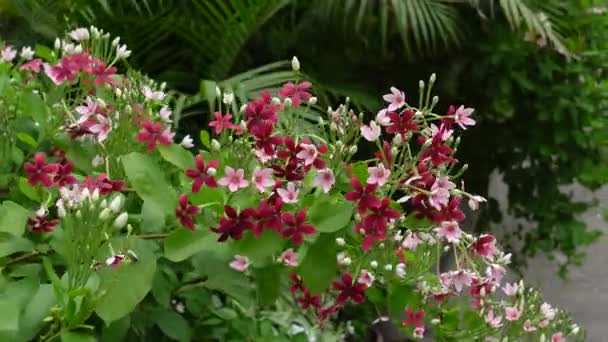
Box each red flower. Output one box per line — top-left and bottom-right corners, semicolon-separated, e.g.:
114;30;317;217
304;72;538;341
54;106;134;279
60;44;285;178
28;211;58;233
136;120;173;152
403;308;425;328
23;153;59;187
184;154;219;193
89;62;117;86
297;289;322;310
19;58;43;73
53;159;77;187
332;272;367;305
357;197;400;251
431;196;465;222
252;198;283;236
81;174;124;195
290;273;306;294
418;133;457;167
281;210;316;246
278;81;312;107
344;177;381;214
211;205;255;242
385;109;417;138
471;234;497;259
245;91;278;137
209;112;238;134
176;194;200;230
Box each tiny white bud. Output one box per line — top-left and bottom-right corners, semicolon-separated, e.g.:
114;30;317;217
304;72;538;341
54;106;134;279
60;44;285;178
215;86;221;98
384;264;393;271
431;318;440;325
54;38;61;49
240;104;247;113
284;97;292;107
74;45;83;54
223;92;234;105
111;37;120;47
308;97;317;105
429;73;436;84
291;56;300;71
330;122;338;131
113;212;128;229
390;146;398;156
392;134;402;146
96;98;107;108
419;80;425;89
109;195;123;213
100;199;108;208
349;145;358;155
115;88;122;97
335;238;345;246
271;97;281;105
211;139;221;151
379;243;385;248
58;206;66;218
432;96;439;106
99;208;112;221
207;167;217;176
370;261;378;269
91;188;100;202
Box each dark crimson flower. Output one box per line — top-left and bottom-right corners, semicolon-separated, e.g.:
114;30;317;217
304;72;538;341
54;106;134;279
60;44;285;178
317;304;339;322
53;159;77;187
136;120;173;152
278;81;312;107
254;134;282;156
385;109;417;138
471;234;497;259
89;62;117;86
23;153;59;187
418;132;457;167
297;289;322;310
356;197;400;251
290;273;305;294
431;197;465;222
211;205;255;242
280;209;316;246
28;210;58;233
403;308;425;328
344;177;381;214
469;278;492;309
252;198;283;236
433;291;450;303
209;112;239;134
332;272;367;305
184;154;219;193
245;90;278;136
81;174;124;195
176;194;200;230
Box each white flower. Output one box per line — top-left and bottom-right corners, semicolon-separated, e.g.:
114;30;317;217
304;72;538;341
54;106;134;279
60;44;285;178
69;28;90;41
159;106;172;123
335;237;345;246
1;46;17;62
395;263;406;278
116;44;131;59
223;92;234;105
180;135;194;149
111;37;120;47
291;56;300;71
20;46;34;60
143;86;165;101
540;303;556;321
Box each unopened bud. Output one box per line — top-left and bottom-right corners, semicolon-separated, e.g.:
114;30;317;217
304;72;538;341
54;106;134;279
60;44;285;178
370;261;378;268
349;145;358;155
429;73;436;84
330;122;338;131
113;212;128;229
336;238;345;246
284;98;292;107
109;195;123;213
58;206;66;218
215;86;221;98
111;37;120;47
74;45;83;54
240;104;247;113
207;167;217;176
431;318;440;325
308;97;317;105
291;56;300;71
390;146;398;156
419;80;425;89
91;188;100;202
211;139;221;151
54;38;61;49
432;96;439;106
392;134;402;146
271;97;281;105
384;264;393;271
96;98;107;108
99;208;112;221
100;199;108;208
115;88;122;97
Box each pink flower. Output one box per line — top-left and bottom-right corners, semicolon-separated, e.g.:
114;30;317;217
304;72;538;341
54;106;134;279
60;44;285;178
296;143;317;166
486;264;506;284
502;282;519;296
435;221;462;243
105;254;126;267
538;319;550;328
523;320;537;332
401;232;421;250
1;46;16;62
450;270;472;292
468;195;486;210
279;248;299;267
360;120;381;141
357;270;375;287
505;306;522;321
367;164;390;186
159;106;172;123
430;123;452;141
209;112;235;134
255;148;274;163
551;332;565;342
252;167;274;192
276;182;299;204
313;168;335;193
277;81;312;107
19;58;42;73
383;86;406;111
89;115;112;142
229;255;250;272
218;167;249;192
136;120;173;152
413;327;425;339
472;234;497;260
454;105;476;129
75;97;97;122
143;86;165;101
485;310;503;328
540;302;556;320
375;109;392;126
428;187;450;211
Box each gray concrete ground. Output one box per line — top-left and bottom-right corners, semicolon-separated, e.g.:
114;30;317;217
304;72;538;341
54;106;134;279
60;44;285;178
488;174;608;341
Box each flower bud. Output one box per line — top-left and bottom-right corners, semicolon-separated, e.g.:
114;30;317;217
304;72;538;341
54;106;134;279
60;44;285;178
99;207;112;221
58;206;66;218
390;146;398;156
330;122;338;131
284;98;292;107
308;97;317;105
109;195;123;213
207;167;217;176
240;104;247;113
74;45;83;54
223;92;234;105
392;134;402;146
76;210;82;219
115;88;122;97
215;86;221;98
318;117;324;125
54;38;61;49
92;188;100;202
429;73;436;84
111;37;120;47
370;260;378;268
431;318;440;325
419;80;425;89
335;238;345;246
384;264;393;271
113;212;128;229
348;145;358;155
291;56;300;71
271;97;281;105
432;96;439;106
211;139;221;151
100;199;108;208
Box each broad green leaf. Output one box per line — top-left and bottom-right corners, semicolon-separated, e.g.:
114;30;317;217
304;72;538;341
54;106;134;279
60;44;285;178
298;234;337;294
60;331;96;342
158;144;194;170
0;233;34;258
164;229;214;262
307;196;354;233
16;133;38;149
18;177;40;201
231;230;284;267
153;310;191;342
16;284;55;342
19;91;47;127
254;266;281;306
101;316;130;342
0;201;30;236
0;277;39;340
95;240;157;324
199;130;211;150
141;201;166;233
387;283;420;315
35;44;55;62
351;161;369;183
189;186;225;215
122;152;177;215
403;214;432;230
0;299;19;341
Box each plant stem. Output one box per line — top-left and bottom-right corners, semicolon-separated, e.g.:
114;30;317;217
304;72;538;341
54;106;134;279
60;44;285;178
4;251;40;266
134;233;169;240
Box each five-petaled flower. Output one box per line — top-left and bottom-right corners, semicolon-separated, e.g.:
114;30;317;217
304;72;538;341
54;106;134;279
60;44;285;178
435;221;462;243
28;208;58;233
212;205;255;241
176;194;200;230
360;120;381;142
386;109;417;138
332;272;367;305
278;81;312;107
344;177;381;214
252;167;274;192
24;153;59;187
218;167;249;192
53;159;77;187
453;105;476;129
209;112;238;134
383;87;406;111
403;308;425;328
276;182;300;204
313;168;335;193
367;164;390;186
229;255;250;272
471;234;497;260
136;120;173;152
185;155;219;192
280;209;316;246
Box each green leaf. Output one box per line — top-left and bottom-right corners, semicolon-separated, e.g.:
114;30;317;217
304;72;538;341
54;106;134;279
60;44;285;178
153;310;191;342
164;229;215;262
19;91;48;127
0;298;20;340
199;130;211;150
231;230;284;267
102;316;130;342
16;284;55;342
60;331;96;342
351;161;368;183
403;214;432;230
189;186;225;215
213;307;237;320
141;201;166;233
0;233;34;258
95;240;157;325
18;177;40;202
298;234;337;294
0;201;30;236
35;44;55;62
122;152;177;215
16;133;38;149
254;266;281;306
387;283;420;315
307;196;354;233
158;144;194;170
